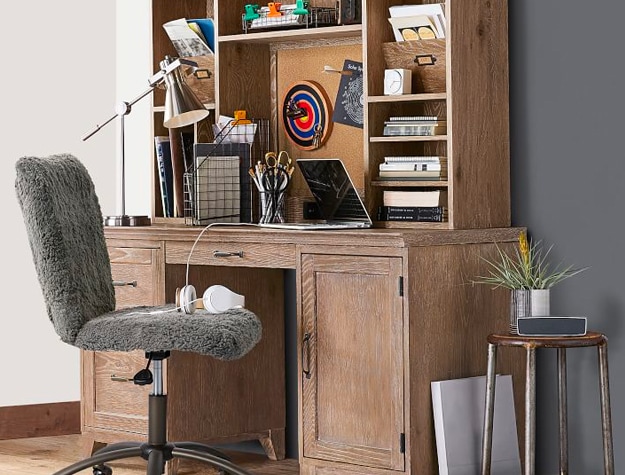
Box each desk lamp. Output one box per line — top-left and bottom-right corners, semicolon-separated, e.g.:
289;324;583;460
83;56;210;226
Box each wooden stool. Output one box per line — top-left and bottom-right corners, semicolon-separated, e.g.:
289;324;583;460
480;332;614;475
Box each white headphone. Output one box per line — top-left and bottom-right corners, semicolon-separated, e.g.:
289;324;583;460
176;284;245;314
176;222;253;315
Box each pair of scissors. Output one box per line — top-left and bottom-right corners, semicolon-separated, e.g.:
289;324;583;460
264;151;292;172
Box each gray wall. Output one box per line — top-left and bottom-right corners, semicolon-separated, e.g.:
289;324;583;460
509;0;624;472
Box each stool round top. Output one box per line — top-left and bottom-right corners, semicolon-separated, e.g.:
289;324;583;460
487;331;606;348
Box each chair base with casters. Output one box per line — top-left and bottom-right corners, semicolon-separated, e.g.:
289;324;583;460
54;352;252;475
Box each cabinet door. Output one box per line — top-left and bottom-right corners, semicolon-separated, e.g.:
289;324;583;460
81;244;165;438
301;254;405;471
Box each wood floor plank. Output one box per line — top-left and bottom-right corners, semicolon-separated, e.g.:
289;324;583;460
0;435;299;474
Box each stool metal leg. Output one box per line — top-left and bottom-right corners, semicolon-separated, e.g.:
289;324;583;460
598;342;614;474
481;343;498;475
558;348;568;474
525;346;536;475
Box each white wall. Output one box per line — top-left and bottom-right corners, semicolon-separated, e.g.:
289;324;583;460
0;1;117;406
116;0;152;217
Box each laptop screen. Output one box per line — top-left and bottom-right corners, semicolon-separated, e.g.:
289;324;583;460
297;159;372;223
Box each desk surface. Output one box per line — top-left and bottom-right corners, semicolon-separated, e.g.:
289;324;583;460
104;223;522;248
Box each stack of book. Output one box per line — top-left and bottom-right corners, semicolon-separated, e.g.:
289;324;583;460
379;156;447;180
383;116;447;136
378;189;448;222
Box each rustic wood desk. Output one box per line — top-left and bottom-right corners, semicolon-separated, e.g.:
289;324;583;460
84;225;524;475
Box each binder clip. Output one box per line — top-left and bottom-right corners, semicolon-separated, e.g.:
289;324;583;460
244;4;260;21
267;2;283;17
294;0;309;15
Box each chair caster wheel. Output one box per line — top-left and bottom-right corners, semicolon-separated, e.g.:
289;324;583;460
93;464;113;475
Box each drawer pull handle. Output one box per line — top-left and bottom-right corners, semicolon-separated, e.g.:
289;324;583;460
110;374;132;382
113;280;138;287
302;332;312;379
213;250;244;258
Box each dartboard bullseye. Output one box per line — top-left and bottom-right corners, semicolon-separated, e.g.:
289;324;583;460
282;81;332;150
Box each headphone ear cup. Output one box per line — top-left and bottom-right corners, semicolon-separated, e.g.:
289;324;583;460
202;285;245;314
180;285;197;314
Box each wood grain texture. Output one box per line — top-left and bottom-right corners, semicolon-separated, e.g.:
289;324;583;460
165;241;296;268
406;242;525;473
165;265;285;455
382;40;447;94
0;435;299;475
447;0;510;228
301;254;404;471
0;403;80;440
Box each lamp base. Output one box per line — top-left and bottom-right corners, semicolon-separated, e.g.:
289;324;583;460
103;215;151;227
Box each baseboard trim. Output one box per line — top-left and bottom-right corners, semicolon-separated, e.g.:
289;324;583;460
0;401;80;440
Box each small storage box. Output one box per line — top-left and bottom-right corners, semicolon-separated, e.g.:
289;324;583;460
382;39;446;94
185;54;215;105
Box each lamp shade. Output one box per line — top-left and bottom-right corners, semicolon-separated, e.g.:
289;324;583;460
163;66;210;128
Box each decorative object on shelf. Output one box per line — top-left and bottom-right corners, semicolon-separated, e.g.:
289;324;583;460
281;80;332;150
384;68;412;95
83;56;209;227
249;151;294;224
473;232;588;334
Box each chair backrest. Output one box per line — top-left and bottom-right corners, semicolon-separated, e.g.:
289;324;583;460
15;154;116;345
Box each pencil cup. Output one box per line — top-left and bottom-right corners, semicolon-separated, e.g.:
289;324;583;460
259;191;286;224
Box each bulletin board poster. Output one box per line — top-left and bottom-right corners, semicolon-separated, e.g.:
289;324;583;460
332;59;364;129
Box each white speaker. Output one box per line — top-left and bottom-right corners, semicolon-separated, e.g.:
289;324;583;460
384;68;412;95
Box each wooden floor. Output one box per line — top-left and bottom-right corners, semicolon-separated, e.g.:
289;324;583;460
0;435;299;474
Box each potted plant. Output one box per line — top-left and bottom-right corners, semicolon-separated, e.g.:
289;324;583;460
474;232;587;334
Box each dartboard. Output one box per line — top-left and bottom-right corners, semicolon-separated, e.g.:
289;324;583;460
281;81;332;150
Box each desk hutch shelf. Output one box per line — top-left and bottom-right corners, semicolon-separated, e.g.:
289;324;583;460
147;0;510;231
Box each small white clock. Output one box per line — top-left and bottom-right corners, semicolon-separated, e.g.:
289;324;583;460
384;69;412;95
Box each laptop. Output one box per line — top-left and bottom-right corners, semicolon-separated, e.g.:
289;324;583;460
260;158;373;230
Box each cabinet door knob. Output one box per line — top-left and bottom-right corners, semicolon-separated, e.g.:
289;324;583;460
302;332;312;379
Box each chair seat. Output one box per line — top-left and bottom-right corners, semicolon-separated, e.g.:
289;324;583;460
74;305;262;360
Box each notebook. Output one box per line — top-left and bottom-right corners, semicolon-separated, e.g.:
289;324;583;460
259;159;373;230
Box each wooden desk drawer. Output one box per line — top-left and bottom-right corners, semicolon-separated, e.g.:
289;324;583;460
166;241;296;268
108;246;164;307
111;263;155;308
83;350;151;435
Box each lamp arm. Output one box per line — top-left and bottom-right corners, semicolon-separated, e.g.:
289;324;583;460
82;84;159;141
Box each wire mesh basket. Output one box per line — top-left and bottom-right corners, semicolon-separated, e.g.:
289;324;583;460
183;118;270;226
242;4;338;33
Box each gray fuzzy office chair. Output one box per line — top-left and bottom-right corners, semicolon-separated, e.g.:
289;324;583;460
15;154;261;475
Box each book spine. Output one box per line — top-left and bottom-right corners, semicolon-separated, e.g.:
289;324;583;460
384;156;444;163
383;125;446;136
380;162;443;171
154;136;174;218
388;115;438;121
377;206;446;222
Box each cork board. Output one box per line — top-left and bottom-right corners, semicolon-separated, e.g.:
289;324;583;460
277;44;363;195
